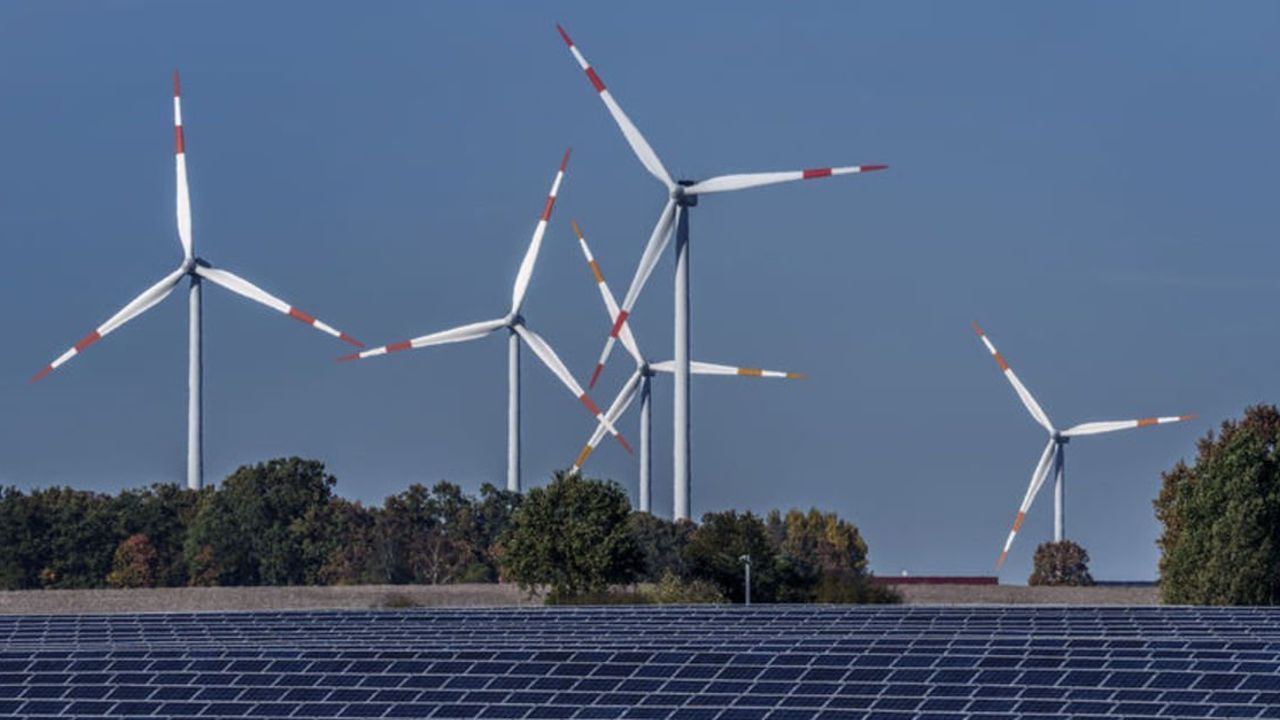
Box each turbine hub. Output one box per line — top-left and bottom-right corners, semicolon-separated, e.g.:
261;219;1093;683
673;180;698;207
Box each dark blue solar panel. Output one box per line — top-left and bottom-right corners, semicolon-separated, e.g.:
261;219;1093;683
0;607;1278;719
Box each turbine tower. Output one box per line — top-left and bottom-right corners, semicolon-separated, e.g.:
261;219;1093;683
339;150;629;492
568;220;805;512
972;322;1194;568
33;72;364;490
557;25;886;520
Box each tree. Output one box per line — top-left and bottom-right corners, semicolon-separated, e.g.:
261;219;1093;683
628;513;694;582
184;458;336;586
1155;405;1280;605
106;534;159;588
1028;540;1094;587
685;510;796;603
501;472;640;601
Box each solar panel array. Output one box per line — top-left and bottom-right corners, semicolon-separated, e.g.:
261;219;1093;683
0;605;1277;719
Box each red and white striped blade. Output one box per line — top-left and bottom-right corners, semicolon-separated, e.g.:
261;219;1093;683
571;220;643;367
572;368;644;473
194;265;362;347
684;165;888;195
32;266;187;383
511;149;571;316
339;318;506;362
996;438;1057;570
972;322;1054;433
514;323;632;454
590;200;677;388
1063;415;1195;437
556;24;673;190
173;71;193;260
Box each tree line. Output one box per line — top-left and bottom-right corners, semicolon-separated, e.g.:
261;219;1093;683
0;459;896;604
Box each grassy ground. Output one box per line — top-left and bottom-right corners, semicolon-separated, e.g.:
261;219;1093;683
0;583;1158;615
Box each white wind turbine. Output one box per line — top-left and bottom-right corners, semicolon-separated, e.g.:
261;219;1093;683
339;150;630;492
32;72;363;491
557;24;886;520
972;322;1194;569
567;220;806;512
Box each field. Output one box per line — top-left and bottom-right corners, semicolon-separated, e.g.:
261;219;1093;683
0;583;1157;616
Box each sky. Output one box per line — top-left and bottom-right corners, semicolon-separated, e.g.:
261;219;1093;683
1;2;1277;583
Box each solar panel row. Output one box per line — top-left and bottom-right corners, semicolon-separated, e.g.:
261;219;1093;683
0;606;1275;719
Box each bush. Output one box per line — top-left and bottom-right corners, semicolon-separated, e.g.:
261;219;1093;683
1156;405;1280;605
644;571;726;604
1028;540;1094;587
814;572;902;604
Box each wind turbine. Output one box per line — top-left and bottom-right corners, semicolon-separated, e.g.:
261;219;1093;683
972;322;1194;569
557;24;886;520
339;150;630;492
32;72;363;491
568;220;805;513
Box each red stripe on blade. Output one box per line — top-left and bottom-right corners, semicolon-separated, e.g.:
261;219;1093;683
861;164;888;172
586;68;606;93
175;127;185;155
75;331;102;352
30;366;53;384
336;353;361;363
288;307;316;325
579;394;602;416
386;341;412;354
615;434;634;455
609;310;629;338
559;148;572;172
588;363;604;390
173;70;181;97
803;168;833;179
540;196;556;222
556;24;574;47
1137;417;1158;427
339;333;363;348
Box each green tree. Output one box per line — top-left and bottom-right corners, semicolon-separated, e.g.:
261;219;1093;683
628;513;694;582
106;534;159;588
112;484;202;587
184;458;335;586
501;472;640;601
469;483;522;581
685;510;800;603
1028;540;1094;587
1156;405;1280;605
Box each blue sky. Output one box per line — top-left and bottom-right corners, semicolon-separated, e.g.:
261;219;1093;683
1;2;1277;582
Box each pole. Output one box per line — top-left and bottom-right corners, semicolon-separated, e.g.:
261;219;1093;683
740;554;751;606
673;206;691;521
1053;442;1065;542
508;328;521;493
187;274;203;491
639;373;652;513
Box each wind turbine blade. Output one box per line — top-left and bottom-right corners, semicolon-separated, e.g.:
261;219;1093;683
996;438;1057;569
572;368;644;473
589;199;676;388
685;164;887;195
511;149;571;315
338;318;507;362
1063;415;1196;437
514;324;632;454
571;219;643;367
972;322;1054;433
173;71;193;260
32;266;187;382
556;24;673;190
685;361;807;379
194;265;362;347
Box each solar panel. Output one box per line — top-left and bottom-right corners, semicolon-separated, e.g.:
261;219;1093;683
0;606;1279;718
